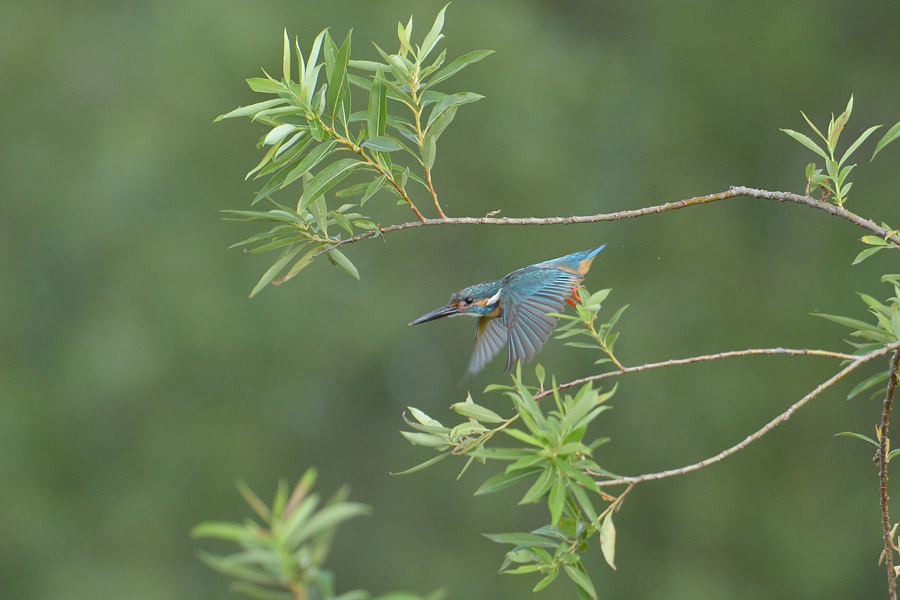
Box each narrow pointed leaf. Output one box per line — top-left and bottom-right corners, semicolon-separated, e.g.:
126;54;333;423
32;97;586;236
600;513;617;570
548;473;565;525
392;452;450;475
873;121;900;159
840;125;881;166
249;245;304;297
298;158;365;212
247;77;286;94
563;564;598;600
216;99;287;122
483;532;557;546
780;128;828;159
426;92;484;128
363;136;405;152
328;248;360;281
836;431;879;446
282;140;336;188
474;468;541;496
451;401;504;423
427;49;494;87
420;4;449;61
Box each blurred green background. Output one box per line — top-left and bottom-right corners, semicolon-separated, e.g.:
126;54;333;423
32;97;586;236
3;1;900;598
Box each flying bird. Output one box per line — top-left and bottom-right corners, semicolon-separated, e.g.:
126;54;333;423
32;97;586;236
409;245;606;377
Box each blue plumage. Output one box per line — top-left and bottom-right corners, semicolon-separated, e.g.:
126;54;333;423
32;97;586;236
409;245;606;376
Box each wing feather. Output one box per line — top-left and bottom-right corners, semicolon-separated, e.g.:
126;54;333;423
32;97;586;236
467;317;508;378
501;269;582;372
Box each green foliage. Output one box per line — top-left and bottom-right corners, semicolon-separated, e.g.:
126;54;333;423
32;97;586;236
814;275;900;401
553;287;628;370
781;95;900;206
399;288;630;597
218;6;492;295
192;471;442;600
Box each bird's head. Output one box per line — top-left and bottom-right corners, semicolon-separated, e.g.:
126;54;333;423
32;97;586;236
409;281;502;325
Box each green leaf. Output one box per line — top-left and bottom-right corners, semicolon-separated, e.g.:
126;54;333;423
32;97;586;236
216;99;288;122
282;29;291;81
287;502;372;547
264;123;296;146
840;125;881;166
282;140;336;189
349;59;383;71
853;246;884;265
392;452;450;475
420;4;448;61
483;532;557;547
367;68;388;138
563;564;598;600
247;77;286;94
474;468;541;496
873;120;900;160
533;569;559;592
361;175;387;206
501;428;544;448
298;158;366;212
600;513;616;570
400;431;448;447
326;32;352;123
363;136;406;152
780;128;828;160
520;465;555;504
250;245;304;298
452;400;505;423
812;312;882;333
191;521;256;542
426;92;484;128
330;211;354;235
427;49;494;87
548;472;565;525
835;431;879;446
197;551;281;586
425;105;457;145
327;249;360;281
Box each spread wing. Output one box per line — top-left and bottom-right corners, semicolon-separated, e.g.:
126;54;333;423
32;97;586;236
500;268;582;372
467;317;508;378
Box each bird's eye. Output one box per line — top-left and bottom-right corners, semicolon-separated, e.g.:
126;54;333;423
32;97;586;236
463;297;474;305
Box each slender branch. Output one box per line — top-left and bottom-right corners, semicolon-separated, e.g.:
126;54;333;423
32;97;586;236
317;119;427;222
315;186;900;258
424;167;446;219
535;347;860;400
879;350;900;600
592;342;900;488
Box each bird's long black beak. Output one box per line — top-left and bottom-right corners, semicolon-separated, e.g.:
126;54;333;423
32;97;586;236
408;302;460;325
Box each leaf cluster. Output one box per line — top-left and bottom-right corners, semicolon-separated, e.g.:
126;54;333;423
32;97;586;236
218;5;491;295
192;471;441;600
781;95;900;206
553;287;628;370
814;275;900;401
399;363;620;598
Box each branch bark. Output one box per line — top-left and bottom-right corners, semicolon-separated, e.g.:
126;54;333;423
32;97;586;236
880;350;900;600
591;341;900;488
314;186;900;258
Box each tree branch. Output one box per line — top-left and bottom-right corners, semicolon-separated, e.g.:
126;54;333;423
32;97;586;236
592;341;900;488
536;347;860;399
879;350;900;600
315;186;900;258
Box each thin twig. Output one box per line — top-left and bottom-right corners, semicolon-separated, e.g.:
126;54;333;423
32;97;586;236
535;347;860;400
592;342;900;488
313;186;900;258
879;350;900;600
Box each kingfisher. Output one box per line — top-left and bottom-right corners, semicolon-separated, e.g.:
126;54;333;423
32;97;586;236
409;245;606;377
